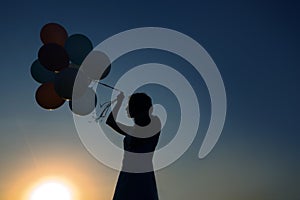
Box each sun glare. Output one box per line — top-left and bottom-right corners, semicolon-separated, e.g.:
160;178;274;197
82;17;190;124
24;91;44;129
29;180;72;200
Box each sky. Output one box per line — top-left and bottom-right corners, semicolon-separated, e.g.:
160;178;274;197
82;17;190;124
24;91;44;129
0;0;299;199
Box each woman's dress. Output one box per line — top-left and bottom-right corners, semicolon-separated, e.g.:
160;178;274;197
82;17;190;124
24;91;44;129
112;116;160;200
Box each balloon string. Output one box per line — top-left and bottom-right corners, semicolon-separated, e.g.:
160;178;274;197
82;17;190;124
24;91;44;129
99;82;121;92
95;98;117;122
90;80;122;121
92;80;122;92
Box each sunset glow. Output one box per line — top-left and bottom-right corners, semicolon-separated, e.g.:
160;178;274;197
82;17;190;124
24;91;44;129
29;180;73;200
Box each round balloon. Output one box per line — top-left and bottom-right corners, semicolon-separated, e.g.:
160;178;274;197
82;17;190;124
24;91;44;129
38;43;69;72
30;59;56;83
69;87;97;116
54;67;90;100
64;34;93;65
40;23;68;46
35;82;65;110
81;50;111;80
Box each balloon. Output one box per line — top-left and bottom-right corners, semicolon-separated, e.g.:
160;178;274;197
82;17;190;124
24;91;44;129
30;59;56;83
69;87;97;116
40;23;68;46
81;50;111;80
64;34;93;65
54;68;90;100
35;82;65;110
38;43;69;72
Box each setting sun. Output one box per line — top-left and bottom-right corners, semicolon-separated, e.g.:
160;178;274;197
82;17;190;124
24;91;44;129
29;180;73;200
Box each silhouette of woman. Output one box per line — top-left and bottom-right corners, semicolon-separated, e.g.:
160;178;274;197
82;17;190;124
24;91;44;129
106;92;160;200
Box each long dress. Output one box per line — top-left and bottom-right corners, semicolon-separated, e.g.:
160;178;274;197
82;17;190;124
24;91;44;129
112;116;160;200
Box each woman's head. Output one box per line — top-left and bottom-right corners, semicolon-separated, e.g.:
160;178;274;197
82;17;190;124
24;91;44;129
127;93;152;118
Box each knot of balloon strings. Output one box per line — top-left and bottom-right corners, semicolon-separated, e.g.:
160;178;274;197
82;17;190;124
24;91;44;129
91;80;121;122
95;99;117;122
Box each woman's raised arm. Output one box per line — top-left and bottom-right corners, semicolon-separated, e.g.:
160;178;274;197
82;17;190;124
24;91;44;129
106;92;132;136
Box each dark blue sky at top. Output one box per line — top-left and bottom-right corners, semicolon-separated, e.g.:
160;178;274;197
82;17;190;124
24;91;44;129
1;0;298;148
0;0;299;199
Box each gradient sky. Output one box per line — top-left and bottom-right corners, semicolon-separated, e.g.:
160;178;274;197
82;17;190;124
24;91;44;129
0;0;299;200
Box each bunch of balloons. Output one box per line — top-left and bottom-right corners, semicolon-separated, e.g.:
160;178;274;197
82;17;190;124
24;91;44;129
31;23;111;116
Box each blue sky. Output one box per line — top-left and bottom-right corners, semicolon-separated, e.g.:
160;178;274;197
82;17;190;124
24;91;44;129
0;0;299;199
